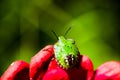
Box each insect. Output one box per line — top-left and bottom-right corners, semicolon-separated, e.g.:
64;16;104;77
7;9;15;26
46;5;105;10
52;27;80;69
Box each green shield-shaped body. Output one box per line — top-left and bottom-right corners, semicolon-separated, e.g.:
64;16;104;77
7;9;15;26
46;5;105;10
54;36;80;69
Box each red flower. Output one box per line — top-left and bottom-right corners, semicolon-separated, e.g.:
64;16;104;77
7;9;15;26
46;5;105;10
43;68;69;80
47;56;94;80
1;60;29;80
93;61;120;80
1;45;120;80
30;45;94;80
30;45;54;80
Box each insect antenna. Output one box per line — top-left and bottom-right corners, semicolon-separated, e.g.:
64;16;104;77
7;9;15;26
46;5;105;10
64;26;72;37
51;30;58;40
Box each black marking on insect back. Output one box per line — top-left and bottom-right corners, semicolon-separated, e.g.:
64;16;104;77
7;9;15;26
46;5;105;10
75;53;81;69
64;55;75;66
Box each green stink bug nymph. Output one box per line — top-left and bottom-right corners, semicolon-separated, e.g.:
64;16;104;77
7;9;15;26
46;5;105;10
53;28;80;69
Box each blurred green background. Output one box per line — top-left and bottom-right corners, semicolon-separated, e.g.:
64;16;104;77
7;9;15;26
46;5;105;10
0;0;120;75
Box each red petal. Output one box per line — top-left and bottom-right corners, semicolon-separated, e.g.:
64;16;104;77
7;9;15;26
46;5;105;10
48;55;94;80
47;58;59;71
94;61;120;80
43;68;69;80
30;45;54;80
1;60;29;80
66;55;94;80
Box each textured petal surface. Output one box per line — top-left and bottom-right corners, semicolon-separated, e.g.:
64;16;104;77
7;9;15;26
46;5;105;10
66;55;94;80
94;61;120;80
43;68;69;80
30;45;54;80
48;55;94;80
1;60;29;80
47;58;59;71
